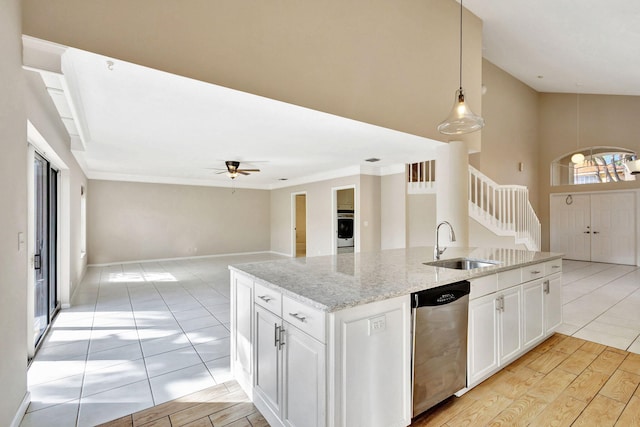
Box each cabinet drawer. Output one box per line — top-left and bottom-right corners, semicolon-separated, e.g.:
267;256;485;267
254;282;282;316
521;264;545;282
497;268;521;290
544;259;563;276
283;296;326;343
470;275;498;300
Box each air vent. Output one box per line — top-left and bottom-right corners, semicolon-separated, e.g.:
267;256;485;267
365;158;381;163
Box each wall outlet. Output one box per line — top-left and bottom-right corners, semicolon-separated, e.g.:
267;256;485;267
369;315;386;335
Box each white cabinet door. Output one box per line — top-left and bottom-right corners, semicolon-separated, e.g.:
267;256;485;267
254;305;282;415
498;286;522;366
522;280;544;348
544;275;563;333
282;324;325;427
231;273;253;396
468;293;499;386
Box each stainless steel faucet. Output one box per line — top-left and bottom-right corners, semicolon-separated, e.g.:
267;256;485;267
434;221;456;260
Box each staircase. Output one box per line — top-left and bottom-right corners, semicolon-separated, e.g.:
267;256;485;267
407;161;541;251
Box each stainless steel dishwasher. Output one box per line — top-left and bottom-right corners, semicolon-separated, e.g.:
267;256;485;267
411;280;471;418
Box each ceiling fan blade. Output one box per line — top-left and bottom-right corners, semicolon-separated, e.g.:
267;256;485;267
237;169;260;172
215;170;228;174
238;171;250;175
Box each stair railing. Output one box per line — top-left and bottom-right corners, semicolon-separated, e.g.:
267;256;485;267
468;165;541;251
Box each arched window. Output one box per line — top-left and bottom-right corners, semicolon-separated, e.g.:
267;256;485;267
551;146;636;186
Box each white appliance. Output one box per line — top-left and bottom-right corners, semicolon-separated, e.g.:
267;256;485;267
337;210;354;248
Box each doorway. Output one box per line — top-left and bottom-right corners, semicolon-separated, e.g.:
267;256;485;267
293;193;307;257
550;191;636;265
334;186;356;254
33;152;59;347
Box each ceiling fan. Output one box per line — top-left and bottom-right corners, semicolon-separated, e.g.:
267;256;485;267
216;161;261;179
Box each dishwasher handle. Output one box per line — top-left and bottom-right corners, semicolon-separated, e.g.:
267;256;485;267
412;281;470;308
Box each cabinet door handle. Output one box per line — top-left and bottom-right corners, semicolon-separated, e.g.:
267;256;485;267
583;231;591;234
34;253;42;270
592;231;600;234
258;295;272;303
289;312;307;323
274;324;280;347
496;296;504;312
278;327;286;349
543;280;550;294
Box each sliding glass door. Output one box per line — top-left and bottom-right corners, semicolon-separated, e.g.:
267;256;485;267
34;152;58;346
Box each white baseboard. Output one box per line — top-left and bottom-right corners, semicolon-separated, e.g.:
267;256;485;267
87;250;282;267
269;250;293;258
11;391;30;427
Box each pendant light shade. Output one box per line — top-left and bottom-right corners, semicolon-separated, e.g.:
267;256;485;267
437;88;485;135
571;153;585;164
438;0;484;135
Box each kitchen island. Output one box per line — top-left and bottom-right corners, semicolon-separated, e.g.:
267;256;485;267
229;247;562;427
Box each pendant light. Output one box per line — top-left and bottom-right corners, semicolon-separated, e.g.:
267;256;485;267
437;0;485;135
570;92;585;164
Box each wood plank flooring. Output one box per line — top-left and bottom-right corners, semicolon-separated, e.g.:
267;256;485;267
100;334;640;427
413;333;640;427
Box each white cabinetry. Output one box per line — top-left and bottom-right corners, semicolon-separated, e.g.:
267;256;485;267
254;305;282;417
253;292;326;427
467;292;498;386
544;274;562;333
522;280;544;348
230;271;254;397
466;259;562;389
499;286;522;365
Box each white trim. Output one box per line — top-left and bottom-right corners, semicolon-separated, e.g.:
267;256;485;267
22;35;67;74
87;250;283;267
10;391;31;427
269;250;293;258
331;185;358;255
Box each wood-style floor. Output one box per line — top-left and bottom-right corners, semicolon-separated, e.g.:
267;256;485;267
101;333;640;427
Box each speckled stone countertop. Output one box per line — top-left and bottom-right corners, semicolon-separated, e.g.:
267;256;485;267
229;247;562;313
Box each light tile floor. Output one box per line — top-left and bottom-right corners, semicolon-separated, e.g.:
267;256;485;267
558;259;640;353
20;253;284;427
20;256;640;426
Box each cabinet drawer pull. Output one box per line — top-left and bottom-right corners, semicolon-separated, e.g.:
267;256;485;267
530;270;541;275
279;327;286;349
274;324;281;347
258;295;273;303
289;312;307;323
552;265;560;269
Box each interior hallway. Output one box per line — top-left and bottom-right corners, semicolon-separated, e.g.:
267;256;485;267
20;255;640;426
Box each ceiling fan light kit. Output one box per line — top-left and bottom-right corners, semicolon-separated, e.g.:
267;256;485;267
437;0;485;135
217;160;260;180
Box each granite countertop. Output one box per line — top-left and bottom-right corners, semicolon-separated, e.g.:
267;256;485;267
229;246;562;313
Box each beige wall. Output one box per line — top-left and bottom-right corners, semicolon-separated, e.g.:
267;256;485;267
407;194;437;247
87;180;271;264
22;0;482;149
380;173;406;250
271;175;360;257
0;0;28;424
471;59;540;211
24;70;88;300
360;174;382;252
538;93;640;250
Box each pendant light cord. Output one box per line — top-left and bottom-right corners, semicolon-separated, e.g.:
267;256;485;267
459;0;463;91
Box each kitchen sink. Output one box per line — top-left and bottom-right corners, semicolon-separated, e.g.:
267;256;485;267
423;257;501;270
